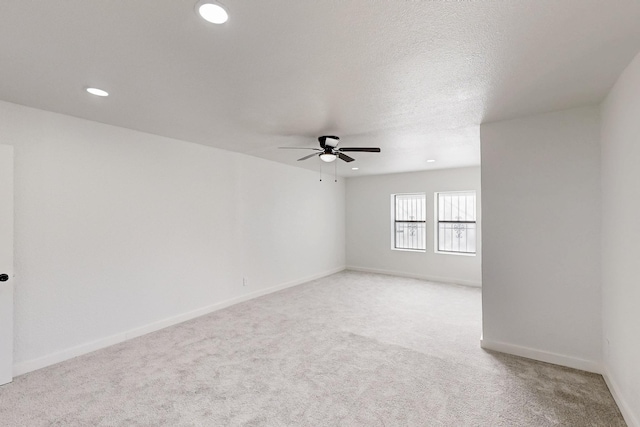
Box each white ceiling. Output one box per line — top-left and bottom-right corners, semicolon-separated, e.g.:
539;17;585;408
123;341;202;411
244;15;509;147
1;1;639;176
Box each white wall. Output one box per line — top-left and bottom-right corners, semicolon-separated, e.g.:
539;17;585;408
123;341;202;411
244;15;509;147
601;52;640;426
345;167;481;287
0;100;345;373
480;106;602;372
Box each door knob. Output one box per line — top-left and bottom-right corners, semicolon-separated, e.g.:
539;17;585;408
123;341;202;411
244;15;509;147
0;274;8;282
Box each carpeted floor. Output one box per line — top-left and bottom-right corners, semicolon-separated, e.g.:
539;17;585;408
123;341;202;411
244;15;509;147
0;271;625;426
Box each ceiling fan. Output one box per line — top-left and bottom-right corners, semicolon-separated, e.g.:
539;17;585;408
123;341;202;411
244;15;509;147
279;136;381;163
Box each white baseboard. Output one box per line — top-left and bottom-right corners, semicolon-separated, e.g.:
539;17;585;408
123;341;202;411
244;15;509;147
480;338;602;374
602;367;639;427
346;265;482;288
13;266;345;377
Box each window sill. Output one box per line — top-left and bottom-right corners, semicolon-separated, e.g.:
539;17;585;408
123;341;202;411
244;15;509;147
434;250;476;257
392;248;426;253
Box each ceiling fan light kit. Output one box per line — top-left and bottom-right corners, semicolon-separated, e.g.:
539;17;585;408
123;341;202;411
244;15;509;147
319;153;337;162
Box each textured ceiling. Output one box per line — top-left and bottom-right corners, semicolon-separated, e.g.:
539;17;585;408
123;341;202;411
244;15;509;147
1;1;639;176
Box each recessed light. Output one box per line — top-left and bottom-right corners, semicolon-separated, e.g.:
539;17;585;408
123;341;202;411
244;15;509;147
196;1;228;24
86;87;109;97
427;159;436;163
352;167;359;170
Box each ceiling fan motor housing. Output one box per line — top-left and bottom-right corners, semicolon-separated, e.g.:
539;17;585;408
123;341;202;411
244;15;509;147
319;135;340;148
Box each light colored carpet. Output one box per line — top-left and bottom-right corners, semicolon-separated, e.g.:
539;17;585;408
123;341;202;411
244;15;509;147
0;271;625;426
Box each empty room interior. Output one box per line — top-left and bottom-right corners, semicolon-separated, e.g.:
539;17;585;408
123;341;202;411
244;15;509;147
0;1;639;426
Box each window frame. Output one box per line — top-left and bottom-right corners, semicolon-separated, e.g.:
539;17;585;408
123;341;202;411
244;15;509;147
434;191;477;256
390;192;427;252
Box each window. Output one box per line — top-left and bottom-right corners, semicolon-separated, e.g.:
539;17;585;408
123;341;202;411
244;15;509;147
436;191;476;254
392;193;426;251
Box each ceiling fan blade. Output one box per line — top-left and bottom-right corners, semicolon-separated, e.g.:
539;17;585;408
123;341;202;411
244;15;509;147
279;147;321;150
338;147;381;152
297;153;319;161
338;152;355;162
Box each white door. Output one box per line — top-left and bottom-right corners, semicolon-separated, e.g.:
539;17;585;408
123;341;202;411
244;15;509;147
0;144;14;385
